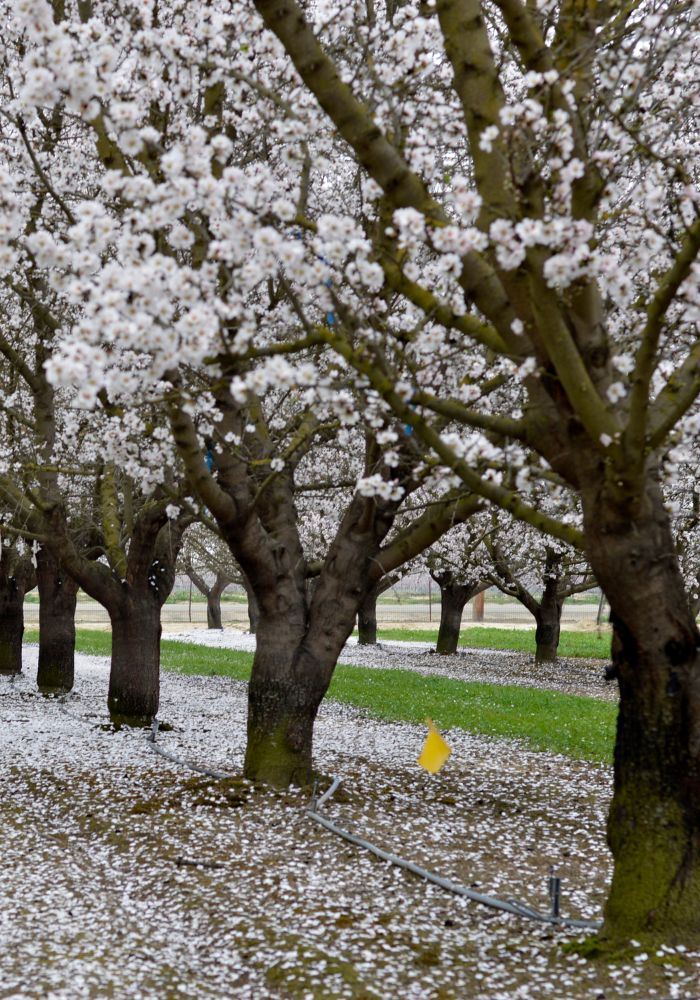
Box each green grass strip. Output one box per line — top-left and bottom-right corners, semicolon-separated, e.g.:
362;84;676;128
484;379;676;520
361;626;612;660
24;629;253;677
25;629;615;763
330;667;615;763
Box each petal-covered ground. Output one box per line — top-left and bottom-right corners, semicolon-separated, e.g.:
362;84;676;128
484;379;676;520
2;647;699;999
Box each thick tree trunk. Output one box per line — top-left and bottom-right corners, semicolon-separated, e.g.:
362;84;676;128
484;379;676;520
244;620;327;787
436;583;472;654
583;484;700;943
247;592;260;634
357;590;378;644
36;548;79;693
108;594;161;724
534;586;563;664
0;582;25;676
206;590;223;629
241;575;260;634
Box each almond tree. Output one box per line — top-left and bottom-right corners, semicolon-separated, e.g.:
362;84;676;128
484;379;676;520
179;523;256;630
248;0;700;942
0;324;82;692
424;517;491;654
0;0;485;781
8;0;700;941
484;516;596;663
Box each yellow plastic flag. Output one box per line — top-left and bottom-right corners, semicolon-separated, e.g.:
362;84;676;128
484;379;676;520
417;719;451;774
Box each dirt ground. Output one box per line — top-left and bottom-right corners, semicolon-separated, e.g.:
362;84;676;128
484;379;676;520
2;647;699;999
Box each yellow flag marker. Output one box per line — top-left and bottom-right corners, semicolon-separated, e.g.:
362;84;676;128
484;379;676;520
417;719;451;774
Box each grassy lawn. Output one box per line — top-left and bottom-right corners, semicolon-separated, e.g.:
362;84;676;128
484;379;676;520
25;630;616;764
364;626;612;660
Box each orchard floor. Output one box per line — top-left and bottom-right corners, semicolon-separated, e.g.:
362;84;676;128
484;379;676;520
2;648;699;1000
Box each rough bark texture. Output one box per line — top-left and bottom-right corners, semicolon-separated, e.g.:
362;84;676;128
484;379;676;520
583;483;700;942
357;589;378;645
0;583;25;676
108;592;162;724
40;501;191;725
244;623;325;787
241;574;260;634
434;574;482;655
36;547;79;693
534;583;563;664
185;565;229;629
206;590;223;629
0;556;35;676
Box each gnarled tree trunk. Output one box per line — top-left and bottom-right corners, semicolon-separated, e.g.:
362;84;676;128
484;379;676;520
36;547;79;694
434;575;481;655
206;573;228;629
206;591;223;629
244;618;326;786
584;483;700;942
534;582;563;664
108;590;162;724
185;565;229;629
357;589;378;645
0;579;26;676
242;495;401;786
241;573;260;634
0;554;35;677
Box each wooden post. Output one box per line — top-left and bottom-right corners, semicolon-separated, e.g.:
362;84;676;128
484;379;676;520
472;591;485;622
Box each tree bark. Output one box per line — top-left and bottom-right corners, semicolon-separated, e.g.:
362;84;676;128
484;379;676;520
357;589;378;644
36;547;79;693
206;590;223;629
185;565;228;629
0;580;25;676
435;578;478;654
206;572;228;629
241;573;260;634
241;489;402;786
244;620;325;787
534;583;563;664
108;591;161;724
583;483;700;943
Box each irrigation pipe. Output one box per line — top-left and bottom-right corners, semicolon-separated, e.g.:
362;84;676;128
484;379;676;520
308;778;603;931
147;719;232;780
144;725;601;930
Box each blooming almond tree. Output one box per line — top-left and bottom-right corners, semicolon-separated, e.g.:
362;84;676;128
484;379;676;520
179;522;255;630
251;0;700;942
424;516;492;654
169;384;482;784
7;0;700;941
484;512;596;663
0;0;489;783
